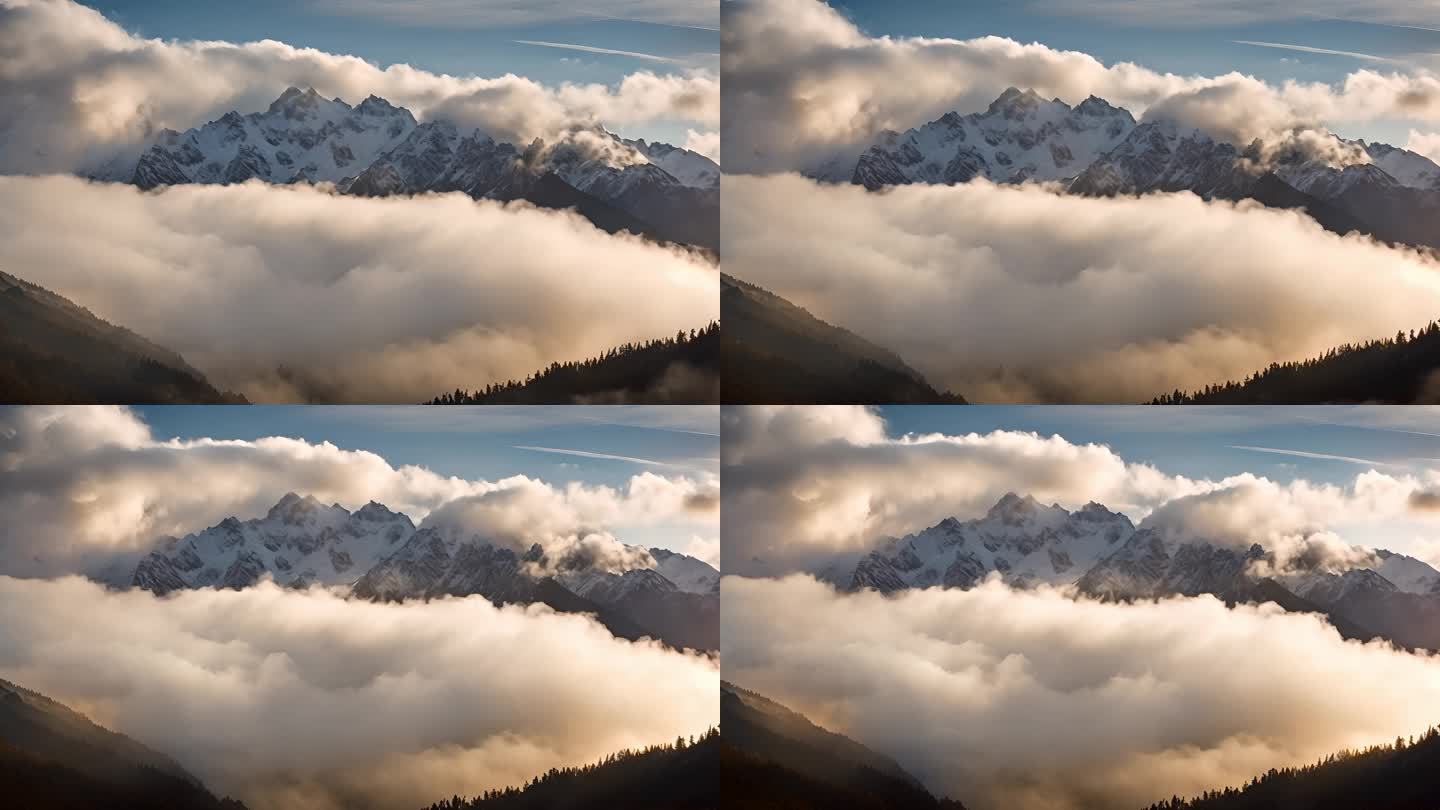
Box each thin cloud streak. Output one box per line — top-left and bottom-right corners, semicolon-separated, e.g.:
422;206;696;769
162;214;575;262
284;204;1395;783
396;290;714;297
1227;444;1391;467
513;40;680;63
513;445;678;467
1231;40;1395;63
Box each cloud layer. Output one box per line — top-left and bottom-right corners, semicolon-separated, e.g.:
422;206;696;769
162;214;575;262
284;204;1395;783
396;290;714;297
723;174;1440;403
0;406;719;579
0;176;719;402
0;0;718;174
0;575;719;810
721;0;1440;173
723;574;1440;810
721;406;1440;576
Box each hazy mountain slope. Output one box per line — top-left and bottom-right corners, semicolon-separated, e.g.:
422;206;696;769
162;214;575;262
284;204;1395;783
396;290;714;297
1150;320;1440;405
420;729;718;810
721;682;967;810
429;321;718;405
0;679;245;810
721;274;967;404
0;270;242;404
1142;725;1440;810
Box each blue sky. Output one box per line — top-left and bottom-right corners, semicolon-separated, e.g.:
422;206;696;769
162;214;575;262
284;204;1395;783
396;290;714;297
829;0;1440;146
85;0;717;144
135;405;719;487
879;405;1440;488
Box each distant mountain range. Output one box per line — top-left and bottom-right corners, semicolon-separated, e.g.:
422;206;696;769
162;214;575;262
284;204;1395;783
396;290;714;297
420;728;718;810
129;493;719;652
94;87;719;251
820;86;1440;251
721;274;966;404
832;492;1440;650
721;681;967;810
430;321;718;405
0;678;246;810
0;270;244;404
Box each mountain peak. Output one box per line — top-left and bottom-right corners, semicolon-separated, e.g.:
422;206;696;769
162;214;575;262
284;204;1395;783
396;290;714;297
266;491;323;521
988;491;1039;518
988;86;1042;115
267;86;324;117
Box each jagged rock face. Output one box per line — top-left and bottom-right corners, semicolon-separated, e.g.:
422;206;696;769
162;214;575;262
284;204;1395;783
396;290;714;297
1067;120;1262;198
343;121;527;198
848;87;1137;189
124;87;417;188
845;493;1135;592
130;493;416;595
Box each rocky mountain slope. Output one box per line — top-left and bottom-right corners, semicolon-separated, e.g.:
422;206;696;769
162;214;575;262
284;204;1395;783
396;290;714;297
130;494;719;651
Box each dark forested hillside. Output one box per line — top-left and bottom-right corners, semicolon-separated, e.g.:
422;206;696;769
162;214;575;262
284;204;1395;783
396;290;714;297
1151;322;1440;404
0;271;244;404
721;682;967;810
721;274;967;404
421;728;717;810
429;321;718;404
0;679;246;810
1143;726;1440;810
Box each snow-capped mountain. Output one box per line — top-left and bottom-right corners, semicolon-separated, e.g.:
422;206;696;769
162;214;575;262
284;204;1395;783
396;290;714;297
116;87;417;188
838;491;1440;650
625;139;720;189
130;493;720;650
845;493;1134;592
651;547;721;593
102;88;721;249
131;493;415;594
825;87;1440;249
846;87;1136;189
1362;141;1440;190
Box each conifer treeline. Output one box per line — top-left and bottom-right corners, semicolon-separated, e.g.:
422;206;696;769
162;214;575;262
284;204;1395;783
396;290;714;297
421;727;719;810
429;322;718;404
1152;321;1440;405
1142;726;1440;810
